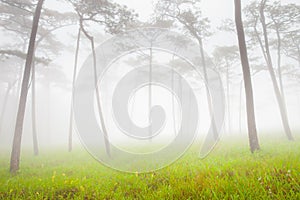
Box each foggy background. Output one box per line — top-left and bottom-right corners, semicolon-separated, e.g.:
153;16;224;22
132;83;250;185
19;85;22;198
0;0;299;151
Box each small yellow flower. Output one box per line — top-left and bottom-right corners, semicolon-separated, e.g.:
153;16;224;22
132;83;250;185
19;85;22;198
80;186;85;192
52;171;56;182
135;171;139;177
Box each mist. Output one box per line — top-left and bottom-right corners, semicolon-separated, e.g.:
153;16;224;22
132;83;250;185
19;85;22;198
1;0;299;151
0;0;299;198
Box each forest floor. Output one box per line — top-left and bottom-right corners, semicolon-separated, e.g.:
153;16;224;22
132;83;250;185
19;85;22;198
0;137;299;199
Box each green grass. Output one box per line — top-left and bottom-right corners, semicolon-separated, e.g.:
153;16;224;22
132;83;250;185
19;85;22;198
0;139;299;199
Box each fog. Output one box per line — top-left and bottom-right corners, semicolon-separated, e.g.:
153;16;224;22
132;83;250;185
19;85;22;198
0;0;299;153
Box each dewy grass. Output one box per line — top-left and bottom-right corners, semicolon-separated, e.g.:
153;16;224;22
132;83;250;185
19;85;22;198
0;139;299;199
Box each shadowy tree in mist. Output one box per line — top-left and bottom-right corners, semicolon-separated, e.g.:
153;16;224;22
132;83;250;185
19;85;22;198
68;28;81;152
0;0;76;155
10;0;45;174
0;77;17;136
244;0;295;141
282;30;300;68
123;21;190;137
31;12;75;155
155;0;218;139
267;2;300;106
218;19;246;135
213;46;239;134
0;53;50;143
127;20;177;138
69;0;137;154
234;0;260;152
269;3;300;69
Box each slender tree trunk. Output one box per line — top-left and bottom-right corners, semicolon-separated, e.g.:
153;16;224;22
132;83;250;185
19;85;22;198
239;80;243;135
197;38;218;139
10;0;45;173
149;47;153;139
275;28;284;98
129;77;137;134
68;103;73;152
45;82;51;143
275;27;289;133
68;28;81;152
79;18;111;156
179;74;182;106
225;59;231;134
0;83;13;135
187;88;192;133
174;15;218;138
171;58;177;135
15;65;24;110
235;0;260;153
91;38;111;156
259;2;294;140
31;62;39;156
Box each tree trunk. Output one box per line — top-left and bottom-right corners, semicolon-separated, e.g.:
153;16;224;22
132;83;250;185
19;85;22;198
259;2;294;140
171;59;177;135
149;47;153;139
0;83;13;135
92;39;111;156
31;62;39;156
10;0;44;174
235;0;260;153
91;38;111;156
79;18;111;157
239;80;243;135
43;82;51;144
68;28;81;152
91;38;110;156
225;59;231;134
275;27;284;98
197;38;218;140
275;27;289;135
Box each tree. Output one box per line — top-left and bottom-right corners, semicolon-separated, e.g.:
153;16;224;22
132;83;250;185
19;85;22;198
0;51;49;145
68;28;81;152
155;0;218;138
266;2;300;133
10;0;45;173
234;0;260;152
0;80;18;135
259;0;294;140
282;30;300;68
213;46;239;134
244;0;294;140
31;62;38;156
0;0;76;155
267;3;300;68
32;9;76;153
69;0;137;154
